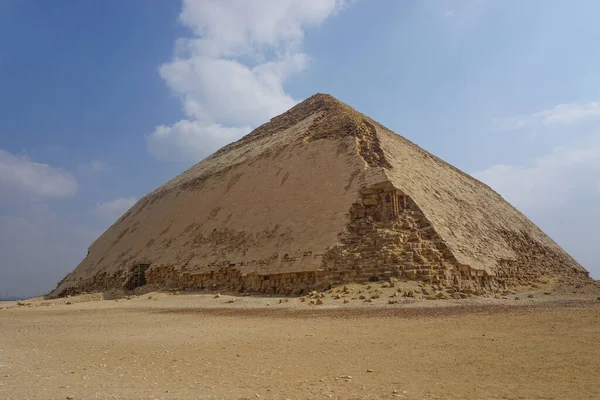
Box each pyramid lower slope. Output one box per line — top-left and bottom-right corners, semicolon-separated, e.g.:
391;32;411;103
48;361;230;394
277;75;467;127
52;94;589;297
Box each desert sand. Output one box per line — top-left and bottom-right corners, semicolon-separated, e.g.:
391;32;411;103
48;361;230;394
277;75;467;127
1;281;600;400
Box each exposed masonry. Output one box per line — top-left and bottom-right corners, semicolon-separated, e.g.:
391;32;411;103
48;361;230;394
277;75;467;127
145;267;322;295
54;181;588;298
303;100;392;169
494;229;589;285
57;265;326;297
323;182;589;292
321;182;499;291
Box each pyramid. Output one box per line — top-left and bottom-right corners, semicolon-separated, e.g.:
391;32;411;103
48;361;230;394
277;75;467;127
53;94;590;297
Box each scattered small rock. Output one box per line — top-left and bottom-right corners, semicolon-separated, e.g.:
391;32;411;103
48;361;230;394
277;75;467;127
214;293;221;298
527;294;534;299
514;297;520;300
366;368;373;372
343;299;350;304
226;298;236;303
316;298;323;305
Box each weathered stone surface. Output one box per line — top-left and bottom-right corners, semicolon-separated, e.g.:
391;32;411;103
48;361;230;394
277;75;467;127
51;94;590;298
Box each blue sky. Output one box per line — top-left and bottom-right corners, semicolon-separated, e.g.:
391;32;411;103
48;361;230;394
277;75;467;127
1;0;599;297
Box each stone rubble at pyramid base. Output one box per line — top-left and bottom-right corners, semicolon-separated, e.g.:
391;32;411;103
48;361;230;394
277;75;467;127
56;264;588;300
55;183;590;298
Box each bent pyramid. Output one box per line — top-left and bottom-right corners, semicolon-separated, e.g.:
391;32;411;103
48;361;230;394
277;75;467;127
53;94;589;297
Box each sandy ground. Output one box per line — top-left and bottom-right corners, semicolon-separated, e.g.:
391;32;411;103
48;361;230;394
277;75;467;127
1;281;600;400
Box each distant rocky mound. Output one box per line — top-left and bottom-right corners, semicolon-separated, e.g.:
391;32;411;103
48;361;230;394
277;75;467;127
52;94;590;297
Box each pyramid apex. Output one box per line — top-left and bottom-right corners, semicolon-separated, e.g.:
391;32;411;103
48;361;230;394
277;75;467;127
270;92;363;127
284;93;342;112
304;92;337;101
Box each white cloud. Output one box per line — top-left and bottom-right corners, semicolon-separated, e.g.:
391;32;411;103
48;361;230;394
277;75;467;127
0;149;77;201
475;144;600;210
148;0;346;163
497;101;600;131
534;101;600;125
91;197;138;223
159;56;305;127
148;120;250;162
177;0;344;58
